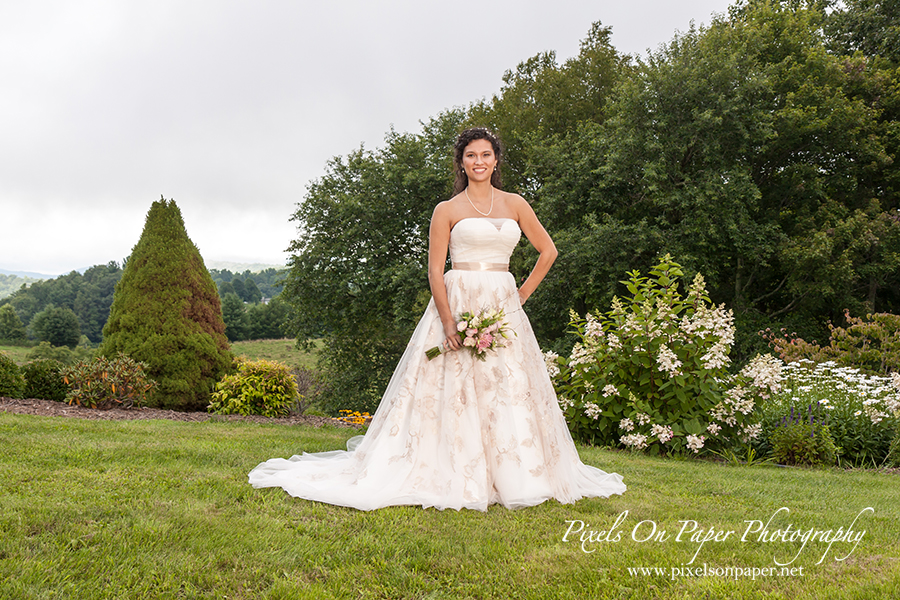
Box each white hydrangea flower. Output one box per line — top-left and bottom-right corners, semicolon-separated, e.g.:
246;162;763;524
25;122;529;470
707;423;722;436
650;424;674;443
701;341;730;370
583;402;602;420
740;354;784;398
602;384;618;397
607;333;622;350
543;350;560;378
740;423;762;442
620;433;648;450
686;434;706;453
656;344;682;376
584;313;605;339
569;343;591;367
619;417;634;432
636;413;651;426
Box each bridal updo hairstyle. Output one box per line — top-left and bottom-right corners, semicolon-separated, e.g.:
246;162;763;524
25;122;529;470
453;127;503;195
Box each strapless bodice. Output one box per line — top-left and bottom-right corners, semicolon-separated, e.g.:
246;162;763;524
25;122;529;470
449;218;520;265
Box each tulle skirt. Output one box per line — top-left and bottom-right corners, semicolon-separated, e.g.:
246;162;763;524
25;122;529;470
248;269;625;511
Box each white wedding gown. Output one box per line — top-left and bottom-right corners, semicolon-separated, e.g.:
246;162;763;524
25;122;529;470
249;217;626;511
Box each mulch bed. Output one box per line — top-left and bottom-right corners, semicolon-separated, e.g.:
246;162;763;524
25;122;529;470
0;397;360;428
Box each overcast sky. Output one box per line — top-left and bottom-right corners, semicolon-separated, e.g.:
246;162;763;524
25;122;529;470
1;0;734;276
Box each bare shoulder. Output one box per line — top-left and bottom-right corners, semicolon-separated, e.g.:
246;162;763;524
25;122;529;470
500;192;537;220
431;199;457;230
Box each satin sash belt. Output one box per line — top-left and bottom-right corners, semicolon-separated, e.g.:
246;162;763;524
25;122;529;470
451;262;509;272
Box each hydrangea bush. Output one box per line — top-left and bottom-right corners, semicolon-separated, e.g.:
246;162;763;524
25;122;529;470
547;256;780;455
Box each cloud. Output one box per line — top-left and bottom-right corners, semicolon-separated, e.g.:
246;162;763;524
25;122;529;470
0;0;732;274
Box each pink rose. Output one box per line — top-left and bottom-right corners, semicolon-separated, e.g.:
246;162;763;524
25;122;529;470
477;333;493;350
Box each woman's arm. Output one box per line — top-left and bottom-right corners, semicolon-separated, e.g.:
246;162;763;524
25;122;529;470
512;195;558;305
427;203;463;350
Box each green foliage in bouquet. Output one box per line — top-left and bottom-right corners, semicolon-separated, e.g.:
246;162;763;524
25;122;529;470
208;357;299;418
769;404;838;467
548;256;780;454
61;355;156;409
0;352;25;398
100;198;233;410
22;359;67;402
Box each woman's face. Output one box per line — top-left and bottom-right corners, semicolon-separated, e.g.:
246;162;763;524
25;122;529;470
461;139;496;184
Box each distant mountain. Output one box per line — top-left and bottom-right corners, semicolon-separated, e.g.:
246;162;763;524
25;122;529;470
205;260;286;273
0;272;44;300
0;268;55;279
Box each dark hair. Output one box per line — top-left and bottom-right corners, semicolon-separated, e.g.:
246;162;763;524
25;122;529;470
453;127;503;194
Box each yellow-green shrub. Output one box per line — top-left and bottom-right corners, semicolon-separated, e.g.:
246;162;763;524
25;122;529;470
208;358;298;417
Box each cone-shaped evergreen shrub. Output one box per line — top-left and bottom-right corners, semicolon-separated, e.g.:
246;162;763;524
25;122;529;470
100;198;232;410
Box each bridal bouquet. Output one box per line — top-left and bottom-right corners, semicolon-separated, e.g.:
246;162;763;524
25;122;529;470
426;309;514;361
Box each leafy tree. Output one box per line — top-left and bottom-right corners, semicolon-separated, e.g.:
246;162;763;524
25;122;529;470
29;306;82;349
231;278;248;302
222;292;249;342
247;296;290;340
283;114;462;412
469;21;629;194
218;281;235;297
100;198;232;410
515;2;900;360
828;0;900;63
243;278;262;304
0;262;122;343
0;304;26;341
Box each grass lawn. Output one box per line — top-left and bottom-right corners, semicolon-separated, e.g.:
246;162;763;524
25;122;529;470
231;338;320;371
0;344;34;365
0;413;897;599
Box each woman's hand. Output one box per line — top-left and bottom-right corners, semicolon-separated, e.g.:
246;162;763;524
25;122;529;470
518;288;529;305
443;321;462;351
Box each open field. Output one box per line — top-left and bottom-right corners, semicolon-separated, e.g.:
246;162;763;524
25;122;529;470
1;339;320;370
0;412;897;599
0;344;34;365
230;338;320;370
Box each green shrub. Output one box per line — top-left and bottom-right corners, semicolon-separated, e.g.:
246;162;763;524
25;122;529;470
22;359;67;401
770;405;838;466
762;310;900;375
100;198;232;410
549;256;779;455
61;355;156;409
885;435;900;468
208;358;298;417
27;341;94;365
0;353;25;398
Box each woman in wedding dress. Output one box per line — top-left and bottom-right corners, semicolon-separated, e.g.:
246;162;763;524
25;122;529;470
249;127;625;511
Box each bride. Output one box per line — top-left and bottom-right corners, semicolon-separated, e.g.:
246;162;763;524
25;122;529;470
249;127;626;511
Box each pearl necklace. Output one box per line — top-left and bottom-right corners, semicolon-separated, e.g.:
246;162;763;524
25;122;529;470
465;186;494;216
